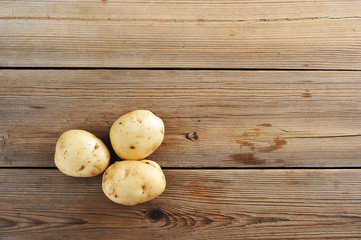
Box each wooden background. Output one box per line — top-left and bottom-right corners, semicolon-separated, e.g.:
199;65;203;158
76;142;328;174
1;0;361;239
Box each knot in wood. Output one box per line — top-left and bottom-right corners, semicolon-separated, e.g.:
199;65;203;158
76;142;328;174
0;130;9;151
186;132;199;142
148;209;164;222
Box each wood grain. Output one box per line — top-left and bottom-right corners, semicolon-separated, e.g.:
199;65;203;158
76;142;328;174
1;1;360;69
2;0;361;21
1;70;361;168
1;169;361;239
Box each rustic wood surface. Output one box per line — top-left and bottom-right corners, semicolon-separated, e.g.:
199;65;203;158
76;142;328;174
2;169;361;240
1;70;361;168
1;0;360;69
1;0;361;239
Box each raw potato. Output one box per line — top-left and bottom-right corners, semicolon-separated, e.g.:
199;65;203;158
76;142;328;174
102;160;166;205
109;110;164;160
54;130;110;177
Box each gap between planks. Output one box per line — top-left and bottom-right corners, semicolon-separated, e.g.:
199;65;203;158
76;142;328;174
0;67;361;71
1;167;361;170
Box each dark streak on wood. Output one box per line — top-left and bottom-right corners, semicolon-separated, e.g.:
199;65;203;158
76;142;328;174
230;153;266;165
242;128;261;137
236;140;255;151
257;123;272;127
259;138;287;152
29;105;45;109
302;92;312;98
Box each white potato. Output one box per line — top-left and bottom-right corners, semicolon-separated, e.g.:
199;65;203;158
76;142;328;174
54;130;110;177
102;160;166;205
109;110;164;160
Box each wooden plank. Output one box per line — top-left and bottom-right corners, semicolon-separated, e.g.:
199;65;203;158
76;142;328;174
2;0;361;21
1;169;361;239
1;70;361;168
1;1;360;69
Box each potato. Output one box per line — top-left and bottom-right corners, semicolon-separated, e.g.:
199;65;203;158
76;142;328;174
102;160;166;205
54;130;110;177
109;110;164;160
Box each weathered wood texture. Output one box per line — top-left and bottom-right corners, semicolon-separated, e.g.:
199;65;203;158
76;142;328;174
1;70;361;168
1;169;361;240
2;0;360;20
1;0;360;69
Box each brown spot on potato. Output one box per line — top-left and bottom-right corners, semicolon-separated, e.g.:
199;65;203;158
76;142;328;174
151;144;159;152
130;146;135;149
90;170;97;176
60;142;66;149
230;153;266;165
94;165;102;171
259;138;287;152
115;194;118;198
147;162;156;168
125;169;130;178
94;143;99;150
119;122;122;125
136;117;142;123
257;123;272;127
111;188;116;195
160;129;164;134
77;165;85;171
236;140;255;151
103;172;109;181
145;162;150;164
141;185;146;193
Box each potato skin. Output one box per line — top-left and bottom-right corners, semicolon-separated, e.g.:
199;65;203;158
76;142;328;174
102;160;166;205
109;110;164;160
54;130;110;177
